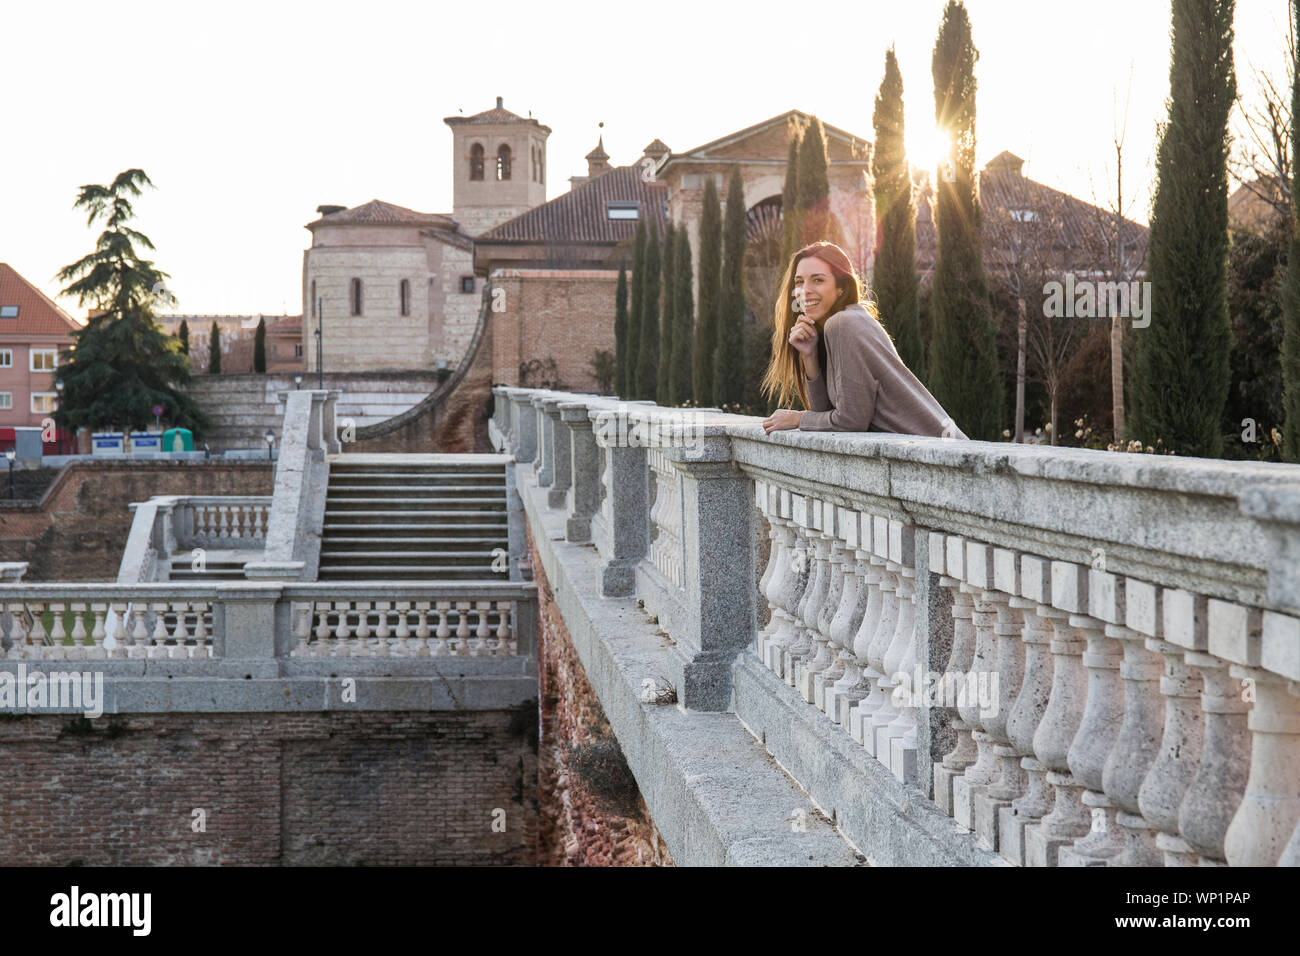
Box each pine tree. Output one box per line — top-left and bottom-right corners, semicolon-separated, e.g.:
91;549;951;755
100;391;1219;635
253;316;267;373
638;219;661;400
670;231;695;405
178;318;190;355
628;220;647;397
714;168;747;408
780;130;803;266
614;261;629;397
873;47;925;376
1130;0;1236;457
694;178;722;405
1279;0;1299;459
796;117;844;246
53;168;209;435
928;0;1002;440
209;320;222;374
658;222;677;403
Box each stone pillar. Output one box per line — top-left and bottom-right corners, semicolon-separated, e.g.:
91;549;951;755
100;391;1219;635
589;406;647;597
322;389;342;455
661;430;756;711
215;582;283;677
544;399;572;508
506;388;538;464
533;395;555;487
560;403;598;542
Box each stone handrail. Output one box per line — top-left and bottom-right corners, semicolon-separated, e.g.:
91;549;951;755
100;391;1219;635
118;495;274;582
0;580;537;665
494;384;1300;867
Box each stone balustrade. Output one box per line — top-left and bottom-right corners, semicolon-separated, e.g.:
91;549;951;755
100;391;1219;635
0;581;536;666
177;497;273;548
493;384;1300;867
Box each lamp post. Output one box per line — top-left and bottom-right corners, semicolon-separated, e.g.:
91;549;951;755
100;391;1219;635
5;448;14;499
294;374;303;390
264;429;275;460
315;297;323;389
54;380;65;453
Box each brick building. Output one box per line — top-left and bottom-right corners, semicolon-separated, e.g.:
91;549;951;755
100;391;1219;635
157;313;305;374
0;262;79;437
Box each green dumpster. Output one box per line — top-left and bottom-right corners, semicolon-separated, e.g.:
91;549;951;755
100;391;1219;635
162;427;194;452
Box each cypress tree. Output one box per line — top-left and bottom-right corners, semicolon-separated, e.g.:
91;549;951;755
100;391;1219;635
927;0;1002;440
1130;0;1236;457
873;47;925;377
670;231;694;405
714;168;747;408
1285;0;1300;460
780;130;803;265
694;178;722;405
209;320;222;374
796;117;844;246
178;319;190;355
658;222;677;403
628;220;647;397
253;316;267;373
614;262;629;397
638;219;661;400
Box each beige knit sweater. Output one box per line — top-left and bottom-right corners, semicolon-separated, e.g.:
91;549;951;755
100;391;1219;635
798;303;967;439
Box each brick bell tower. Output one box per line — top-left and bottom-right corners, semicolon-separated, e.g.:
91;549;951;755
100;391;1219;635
444;96;551;237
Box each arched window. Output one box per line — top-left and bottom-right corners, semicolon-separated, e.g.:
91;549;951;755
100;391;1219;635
399;279;410;317
350;278;362;316
469;143;484;181
497;144;512;181
310;280;316;317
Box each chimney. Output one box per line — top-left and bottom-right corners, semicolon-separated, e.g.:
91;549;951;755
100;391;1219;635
496;96;503;110
585;136;611;178
316;204;346;216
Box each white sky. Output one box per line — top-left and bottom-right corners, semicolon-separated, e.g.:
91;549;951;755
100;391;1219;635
1;0;1291;318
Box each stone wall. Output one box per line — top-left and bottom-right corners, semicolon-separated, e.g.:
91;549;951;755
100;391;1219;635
0;710;538;865
490;270;618;394
0;460;272;581
530;524;672;866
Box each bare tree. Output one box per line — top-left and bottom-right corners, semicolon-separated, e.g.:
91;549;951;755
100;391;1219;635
1231;14;1294;227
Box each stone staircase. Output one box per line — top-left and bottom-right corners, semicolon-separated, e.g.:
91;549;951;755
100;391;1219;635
318;454;509;581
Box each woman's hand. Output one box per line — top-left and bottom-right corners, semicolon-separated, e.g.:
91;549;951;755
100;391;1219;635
787;314;819;358
762;409;804;434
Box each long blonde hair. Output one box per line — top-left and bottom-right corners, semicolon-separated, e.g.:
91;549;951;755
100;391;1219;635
760;240;876;410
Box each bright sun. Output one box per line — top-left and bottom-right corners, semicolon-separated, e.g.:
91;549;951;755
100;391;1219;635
904;125;954;172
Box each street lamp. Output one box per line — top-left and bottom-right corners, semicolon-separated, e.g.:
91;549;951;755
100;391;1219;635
294;374;303;390
264;429;275;460
5;448;14;499
315;297;324;389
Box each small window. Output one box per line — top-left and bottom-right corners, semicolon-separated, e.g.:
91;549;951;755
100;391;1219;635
607;201;639;220
0;306;17;318
350;278;362;316
400;279;411;317
1009;208;1039;222
0;393;11;410
460;276;475;294
470;143;485;181
0;350;11;368
31;392;56;414
311;280;317;317
30;349;57;372
497;144;512;181
294;343;303;358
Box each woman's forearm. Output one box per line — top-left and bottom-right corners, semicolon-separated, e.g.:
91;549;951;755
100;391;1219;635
802;354;821;380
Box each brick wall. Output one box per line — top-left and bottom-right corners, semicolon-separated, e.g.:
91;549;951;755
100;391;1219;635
0;460;273;581
0;709;538;865
529;525;673;866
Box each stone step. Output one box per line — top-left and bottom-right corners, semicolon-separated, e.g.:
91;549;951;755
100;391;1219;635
321;521;507;534
326;484;504;497
314;565;499;579
319;550;498;563
324;499;507;512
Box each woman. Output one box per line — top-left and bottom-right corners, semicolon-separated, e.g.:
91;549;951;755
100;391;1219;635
760;240;966;439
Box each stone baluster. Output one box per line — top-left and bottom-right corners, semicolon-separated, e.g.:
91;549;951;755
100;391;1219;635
766;500;810;679
1171;598;1252;864
973;547;1028;851
849;519;900;748
753;481;786;665
783;496;824;687
1222;604;1299;866
801;507;846;704
830;512;876;730
191;603;210;658
950;542;1002;831
372;602;392;657
413;601;432;657
876;521;919;784
67;603;88;660
454;600;472;656
533;395;555;486
998;555;1057;865
1023;561;1092;867
1056;567;1128;866
88;604;108;659
433;600;452;656
1135;586;1206;866
824;509;869;722
931;535;974;814
291;603;312;656
811;513;853;712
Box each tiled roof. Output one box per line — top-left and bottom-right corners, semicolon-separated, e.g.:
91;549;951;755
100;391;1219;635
477;165;668;244
0;263;81;336
306;199;457;230
443;98;551;132
913;158;1149;274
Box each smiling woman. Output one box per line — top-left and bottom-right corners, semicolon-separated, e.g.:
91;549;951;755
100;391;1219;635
759;241;964;439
